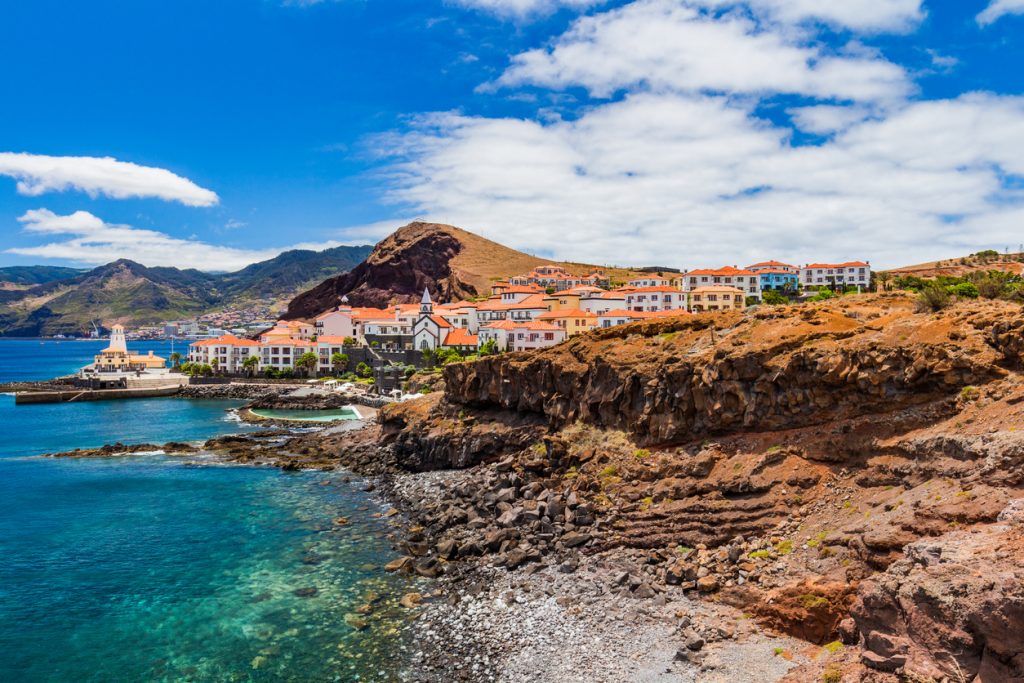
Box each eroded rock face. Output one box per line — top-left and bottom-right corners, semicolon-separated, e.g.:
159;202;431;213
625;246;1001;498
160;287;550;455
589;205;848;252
850;507;1024;681
443;302;1012;446
287;225;470;314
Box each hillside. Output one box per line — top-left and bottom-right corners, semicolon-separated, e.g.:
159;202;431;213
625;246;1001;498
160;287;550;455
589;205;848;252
367;292;1024;682
886;250;1024;278
0;244;371;337
285;221;645;318
0;265;84;287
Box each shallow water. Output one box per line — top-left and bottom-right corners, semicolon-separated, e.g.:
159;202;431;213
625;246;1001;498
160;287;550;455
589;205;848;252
0;343;416;682
251;407;361;423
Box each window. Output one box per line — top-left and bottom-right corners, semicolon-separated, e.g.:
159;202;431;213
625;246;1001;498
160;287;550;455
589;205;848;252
545;333;554;340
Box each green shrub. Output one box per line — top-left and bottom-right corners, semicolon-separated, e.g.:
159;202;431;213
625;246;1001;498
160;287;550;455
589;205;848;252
915;284;950;312
948;282;979;299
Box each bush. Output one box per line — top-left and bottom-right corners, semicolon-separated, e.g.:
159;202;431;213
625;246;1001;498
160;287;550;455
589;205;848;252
761;290;788;305
948;282;979;299
915;284;950;312
810;288;835;302
355;362;373;378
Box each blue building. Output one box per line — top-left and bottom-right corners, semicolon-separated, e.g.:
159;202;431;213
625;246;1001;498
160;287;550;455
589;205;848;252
756;269;799;292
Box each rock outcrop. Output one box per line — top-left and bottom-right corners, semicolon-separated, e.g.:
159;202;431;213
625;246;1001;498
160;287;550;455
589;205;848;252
285;222;558;317
443;299;1011;445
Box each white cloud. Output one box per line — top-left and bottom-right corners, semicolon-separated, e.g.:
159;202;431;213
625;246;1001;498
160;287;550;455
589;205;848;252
448;0;604;17
492;0;912;102
378;92;1024;269
696;0;925;33
788;105;874;134
0;153;219;207
977;0;1024;25
7;209;342;271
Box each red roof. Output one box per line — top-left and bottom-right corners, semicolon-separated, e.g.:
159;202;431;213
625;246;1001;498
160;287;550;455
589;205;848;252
537;310;597;319
427;315;452;328
193;334;259;347
756;268;798;275
686;266;757;277
261;338;315;347
481;320;520;330
625;286;683;293
316;336;351;344
508;294;548;309
805;262;869;269
443;328;479;346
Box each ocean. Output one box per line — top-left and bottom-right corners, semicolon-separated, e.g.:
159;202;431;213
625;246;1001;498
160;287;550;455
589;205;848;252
0;341;415;682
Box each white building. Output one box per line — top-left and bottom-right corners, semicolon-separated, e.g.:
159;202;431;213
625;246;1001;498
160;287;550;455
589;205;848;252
478;320;566;352
187;334;260;373
799;262;872;289
681;267;761;300
315;307;356;339
623;286;688;313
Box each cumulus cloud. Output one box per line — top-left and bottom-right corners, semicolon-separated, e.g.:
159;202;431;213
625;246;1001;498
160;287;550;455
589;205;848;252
448;0;605;17
977;0;1024;25
378;92;1024;269
492;0;912;102
0;153;219;206
696;0;925;33
7;209;340;271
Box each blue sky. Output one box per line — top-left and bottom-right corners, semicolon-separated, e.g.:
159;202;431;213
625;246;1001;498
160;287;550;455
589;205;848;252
1;0;1023;271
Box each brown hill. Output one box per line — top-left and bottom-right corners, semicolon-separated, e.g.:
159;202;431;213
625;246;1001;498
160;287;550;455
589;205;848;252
284;221;642;318
886;251;1024;278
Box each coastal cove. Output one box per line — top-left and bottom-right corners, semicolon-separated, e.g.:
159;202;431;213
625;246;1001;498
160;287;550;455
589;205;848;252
0;343;417;682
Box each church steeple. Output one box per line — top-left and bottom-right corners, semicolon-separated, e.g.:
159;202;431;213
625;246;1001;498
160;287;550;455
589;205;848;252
420;287;433;316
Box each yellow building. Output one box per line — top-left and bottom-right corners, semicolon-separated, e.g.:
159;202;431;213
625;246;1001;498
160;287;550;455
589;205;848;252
90;324;167;372
543;289;583;312
687;286;746;313
536;309;599;336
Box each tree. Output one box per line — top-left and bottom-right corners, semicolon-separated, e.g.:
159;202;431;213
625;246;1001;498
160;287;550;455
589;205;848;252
330;352;349;375
876;272;892;292
210;357;220;375
479;339;499;356
355;362;373;378
296;351;319;377
169;352;181;369
199;364;214;377
761;290;788;306
343;336;357;346
242;355;260;377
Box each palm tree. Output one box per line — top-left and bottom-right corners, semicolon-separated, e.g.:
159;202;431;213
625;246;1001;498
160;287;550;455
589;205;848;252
330;352;349;376
169;352;181;369
296;351;319;378
210;357;220;375
242;355;259;378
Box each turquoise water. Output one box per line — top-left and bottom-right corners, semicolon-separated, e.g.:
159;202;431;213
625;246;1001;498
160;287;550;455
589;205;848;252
0;343;416;682
251;407;361;423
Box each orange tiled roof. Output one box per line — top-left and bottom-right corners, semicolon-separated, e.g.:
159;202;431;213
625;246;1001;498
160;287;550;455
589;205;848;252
805;262;869;269
747;260;795;269
686;266;757;277
508;294;548;309
316;336;352;344
537;310;597;319
625;286;683;293
443;328;479;346
261;338;315;346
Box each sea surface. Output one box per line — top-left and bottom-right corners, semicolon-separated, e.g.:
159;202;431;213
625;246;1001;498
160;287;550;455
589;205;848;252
0;341;415;682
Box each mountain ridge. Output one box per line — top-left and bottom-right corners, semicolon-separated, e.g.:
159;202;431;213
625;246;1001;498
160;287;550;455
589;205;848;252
0;244;372;337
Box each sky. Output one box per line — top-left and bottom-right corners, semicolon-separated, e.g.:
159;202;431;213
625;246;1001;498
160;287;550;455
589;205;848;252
1;0;1023;272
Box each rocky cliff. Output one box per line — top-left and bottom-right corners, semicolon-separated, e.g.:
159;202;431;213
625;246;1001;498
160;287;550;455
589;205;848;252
373;293;1024;681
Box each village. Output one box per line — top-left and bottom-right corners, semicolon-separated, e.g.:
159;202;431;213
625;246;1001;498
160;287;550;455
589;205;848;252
183;260;872;377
